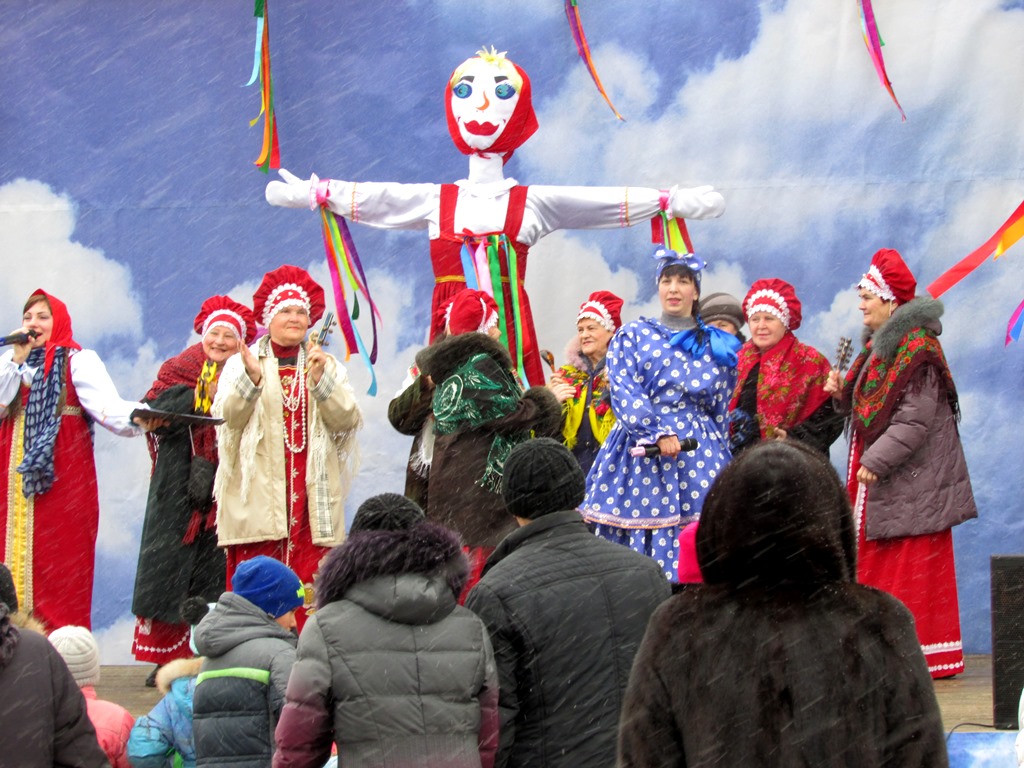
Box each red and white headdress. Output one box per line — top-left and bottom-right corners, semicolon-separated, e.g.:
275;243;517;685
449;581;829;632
858;248;917;305
445;289;500;336
576;290;624;333
194;295;257;344
252;265;326;327
743;278;802;331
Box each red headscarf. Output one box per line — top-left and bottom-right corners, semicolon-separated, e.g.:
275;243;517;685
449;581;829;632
26;289;81;377
445;54;538;163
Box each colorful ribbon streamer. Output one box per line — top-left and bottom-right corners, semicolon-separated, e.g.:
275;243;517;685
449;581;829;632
246;0;280;172
564;0;625;121
313;179;382;395
459;233;529;386
1006;298;1024;346
857;0;906;121
926;199;1024;298
651;210;695;255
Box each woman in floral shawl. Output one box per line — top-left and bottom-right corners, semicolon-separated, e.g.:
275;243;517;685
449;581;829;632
728;279;842;456
825;248;976;678
413;290;561;600
547;290;623;475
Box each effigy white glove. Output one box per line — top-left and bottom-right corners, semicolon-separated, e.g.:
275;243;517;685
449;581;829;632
265;168;313;209
668;184;726;220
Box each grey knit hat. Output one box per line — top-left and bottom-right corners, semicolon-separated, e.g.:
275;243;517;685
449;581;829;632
49;625;101;688
700;292;745;330
502;438;586;520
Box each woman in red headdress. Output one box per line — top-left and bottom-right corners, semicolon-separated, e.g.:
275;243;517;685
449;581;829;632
212;266;363;631
131;295;257;675
825;248;977;678
728;278;842;457
547;290;624;475
0;289;148;630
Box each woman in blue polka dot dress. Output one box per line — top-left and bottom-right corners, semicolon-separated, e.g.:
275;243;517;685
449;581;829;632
580;248;740;580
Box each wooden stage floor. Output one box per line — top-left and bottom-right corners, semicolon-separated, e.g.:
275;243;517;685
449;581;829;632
98;654;1007;734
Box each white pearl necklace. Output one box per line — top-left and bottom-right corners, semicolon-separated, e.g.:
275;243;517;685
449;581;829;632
281;346;307;455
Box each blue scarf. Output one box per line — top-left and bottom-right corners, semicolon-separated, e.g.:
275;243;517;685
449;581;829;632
17;346;68;497
670;319;742;368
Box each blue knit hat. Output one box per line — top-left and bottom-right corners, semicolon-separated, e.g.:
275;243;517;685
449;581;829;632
231;556;305;618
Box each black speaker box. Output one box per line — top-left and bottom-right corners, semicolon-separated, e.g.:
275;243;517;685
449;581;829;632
991;555;1024;729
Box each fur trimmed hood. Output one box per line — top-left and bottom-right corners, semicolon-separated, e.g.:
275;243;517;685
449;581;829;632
315;522;468;609
156;655;204;694
415;332;513;384
864;296;944;360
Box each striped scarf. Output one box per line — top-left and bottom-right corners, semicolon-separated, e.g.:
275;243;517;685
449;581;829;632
17;346;68;497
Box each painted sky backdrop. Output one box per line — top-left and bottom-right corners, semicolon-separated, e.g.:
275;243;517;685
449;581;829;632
2;0;1022;661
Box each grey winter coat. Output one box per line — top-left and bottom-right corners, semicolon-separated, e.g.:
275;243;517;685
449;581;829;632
848;298;978;539
273;522;499;768
192;592;297;767
465;510;672;768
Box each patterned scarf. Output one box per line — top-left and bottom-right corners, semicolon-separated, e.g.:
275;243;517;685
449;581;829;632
730;332;832;437
557;358;615;449
17;346;68;497
432;351;524;492
843;327;958;444
194;360;219;414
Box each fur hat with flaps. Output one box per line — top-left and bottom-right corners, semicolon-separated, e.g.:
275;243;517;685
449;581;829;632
696;441;855;588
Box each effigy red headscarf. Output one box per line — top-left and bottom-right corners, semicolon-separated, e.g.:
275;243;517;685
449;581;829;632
27;289;81;377
444;53;538;163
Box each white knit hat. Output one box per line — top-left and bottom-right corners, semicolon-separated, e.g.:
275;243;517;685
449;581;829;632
48;625;101;688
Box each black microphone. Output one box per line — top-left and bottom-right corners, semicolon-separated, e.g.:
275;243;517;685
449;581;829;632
629;437;699;457
0;330;40;347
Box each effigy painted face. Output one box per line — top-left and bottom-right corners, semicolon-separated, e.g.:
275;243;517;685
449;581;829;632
445;49;537;158
449;56;521;151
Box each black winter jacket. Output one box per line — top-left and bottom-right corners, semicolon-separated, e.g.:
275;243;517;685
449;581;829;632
465;511;671;768
192;592;297;767
0;605;109;768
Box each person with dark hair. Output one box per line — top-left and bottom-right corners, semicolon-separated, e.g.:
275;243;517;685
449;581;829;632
1;289;151;631
618;440;948;767
0;563;110;768
132;295;257;682
580;249;739;579
272;494;498;768
465;438;670;768
825;248;977;678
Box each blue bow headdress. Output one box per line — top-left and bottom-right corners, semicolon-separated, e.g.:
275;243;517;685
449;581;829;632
652;246;705;286
653;247;740;368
